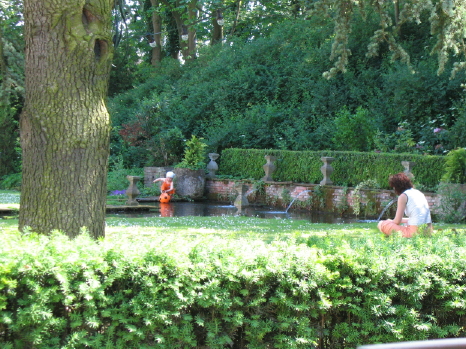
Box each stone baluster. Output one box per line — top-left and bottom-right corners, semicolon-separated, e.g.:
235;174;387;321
262;155;277;182
234;184;249;210
320;157;334;185
401;161;415;180
126;176;141;206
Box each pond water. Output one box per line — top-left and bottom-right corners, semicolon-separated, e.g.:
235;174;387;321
107;201;376;224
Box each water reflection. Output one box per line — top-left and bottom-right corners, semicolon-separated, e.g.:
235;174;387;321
159;203;174;217
107;202;365;224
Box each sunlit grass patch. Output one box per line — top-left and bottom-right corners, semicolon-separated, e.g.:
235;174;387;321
0;190;20;204
0;218;19;238
104;215;382;242
0;190;20;211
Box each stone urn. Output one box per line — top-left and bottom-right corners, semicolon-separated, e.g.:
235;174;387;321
206;153;219;178
174;168;206;200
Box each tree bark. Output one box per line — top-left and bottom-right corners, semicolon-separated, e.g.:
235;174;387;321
185;0;197;60
160;0;197;61
230;0;243;36
150;0;162;66
20;0;114;238
210;9;223;46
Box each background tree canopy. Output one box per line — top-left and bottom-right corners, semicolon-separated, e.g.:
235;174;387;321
2;0;466;175
107;0;466;169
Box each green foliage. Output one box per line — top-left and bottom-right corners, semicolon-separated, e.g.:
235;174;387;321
332;107;376;151
435;183;466;223
334;185;349;215
0;1;25;178
107;15;466;169
107;59;184;168
107;167;144;193
449;105;466;148
281;188;292;207
416;116;452;155
0;108;20;177
351;179;380;216
374;121;417;153
0;173;21;190
148;126;185;167
441;148;466;184
219;148;444;192
2;229;466;348
248;179;266;201
175;135;207;170
309;185;326;210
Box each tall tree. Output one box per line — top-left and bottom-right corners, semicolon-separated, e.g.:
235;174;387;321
149;0;163;65
210;7;224;45
159;0;198;61
19;0;114;238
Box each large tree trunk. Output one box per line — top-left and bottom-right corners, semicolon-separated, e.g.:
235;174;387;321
19;0;114;238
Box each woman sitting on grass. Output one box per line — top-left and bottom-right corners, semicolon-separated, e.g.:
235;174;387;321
378;172;432;237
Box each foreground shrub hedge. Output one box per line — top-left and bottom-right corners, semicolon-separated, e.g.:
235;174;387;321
1;230;466;348
219;149;444;191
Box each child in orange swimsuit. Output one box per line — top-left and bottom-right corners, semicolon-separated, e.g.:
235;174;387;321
153;171;175;202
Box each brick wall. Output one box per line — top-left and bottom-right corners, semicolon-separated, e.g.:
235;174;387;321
205;179;440;216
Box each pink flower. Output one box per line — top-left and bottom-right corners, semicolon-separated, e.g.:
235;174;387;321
433;127;443;133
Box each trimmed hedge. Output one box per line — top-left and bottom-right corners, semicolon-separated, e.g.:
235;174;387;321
1;230;466;348
218;149;445;191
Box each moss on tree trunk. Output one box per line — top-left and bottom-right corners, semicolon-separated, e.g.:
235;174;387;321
19;0;114;238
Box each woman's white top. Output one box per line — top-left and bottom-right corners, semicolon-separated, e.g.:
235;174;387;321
403;188;432;226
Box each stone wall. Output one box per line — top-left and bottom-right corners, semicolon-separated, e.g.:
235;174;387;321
143;167;174;187
205;179;440;217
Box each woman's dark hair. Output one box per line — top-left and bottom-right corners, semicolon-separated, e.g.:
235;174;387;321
389;172;413;195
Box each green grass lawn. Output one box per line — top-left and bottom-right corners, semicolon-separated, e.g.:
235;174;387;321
2;190;466;241
3;211;465;243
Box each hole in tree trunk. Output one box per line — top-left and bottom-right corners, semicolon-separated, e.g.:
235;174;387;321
94;39;108;61
82;8;95;27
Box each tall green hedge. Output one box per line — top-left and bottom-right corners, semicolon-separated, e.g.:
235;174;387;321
218;148;445;191
1;230;466;348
